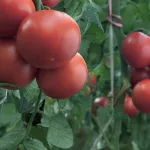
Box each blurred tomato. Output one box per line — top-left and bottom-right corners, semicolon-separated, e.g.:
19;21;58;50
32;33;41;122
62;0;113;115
122;32;150;68
124;94;139;118
0;0;35;37
0;39;37;89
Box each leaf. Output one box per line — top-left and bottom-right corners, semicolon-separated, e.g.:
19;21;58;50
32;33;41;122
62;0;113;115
47;113;73;149
83;3;104;31
21;80;40;101
0;103;21;128
24;139;47;150
0;88;7;100
84;24;106;44
41;103;55;128
0;122;26;149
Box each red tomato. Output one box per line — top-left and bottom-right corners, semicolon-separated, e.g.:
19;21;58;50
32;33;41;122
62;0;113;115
92;97;109;116
124;94;139;118
17;10;81;69
0;39;37;89
122;32;150;68
42;0;60;8
132;79;150;113
88;73;97;91
0;0;35;38
130;68;150;87
36;53;88;99
94;97;109;108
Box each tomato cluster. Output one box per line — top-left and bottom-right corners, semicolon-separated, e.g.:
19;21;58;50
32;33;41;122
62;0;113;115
122;32;150;115
0;0;88;99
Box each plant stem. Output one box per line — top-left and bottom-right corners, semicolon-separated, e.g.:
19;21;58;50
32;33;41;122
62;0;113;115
36;0;43;11
112;0;128;80
109;24;115;113
90;116;113;150
24;90;42;141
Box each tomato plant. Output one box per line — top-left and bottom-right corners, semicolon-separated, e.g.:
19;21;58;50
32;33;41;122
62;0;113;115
122;32;150;68
1;1;150;150
36;53;88;99
130;68;150;87
0;39;37;89
124;94;139;118
0;0;35;37
17;10;81;69
132;79;150;113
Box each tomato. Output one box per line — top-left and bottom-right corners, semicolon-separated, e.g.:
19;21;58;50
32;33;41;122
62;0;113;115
124;94;139;118
92;97;109;116
17;10;81;69
42;0;60;8
122;32;150;68
88;73;97;91
0;39;37;89
94;97;109;108
132;79;150;113
130;68;150;87
36;53;88;99
0;0;35;38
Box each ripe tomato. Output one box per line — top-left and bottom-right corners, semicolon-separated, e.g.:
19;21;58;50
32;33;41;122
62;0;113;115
17;10;81;69
132;79;150;113
0;39;37;89
88;73;97;91
42;0;60;8
36;53;88;99
130;68;150;87
0;0;35;38
122;32;150;68
124;94;139;118
92;97;109;116
94;97;109;108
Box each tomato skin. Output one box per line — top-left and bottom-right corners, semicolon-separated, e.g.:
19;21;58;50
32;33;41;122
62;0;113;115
132;79;150;113
0;39;37;89
36;53;88;99
92;97;109;116
17;10;81;69
88;73;97;91
130;68;150;87
94;97;109;108
122;32;150;68
0;0;35;38
124;94;139;118
42;0;60;8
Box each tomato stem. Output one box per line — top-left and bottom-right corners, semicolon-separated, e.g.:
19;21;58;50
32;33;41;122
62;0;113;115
35;0;43;11
0;83;20;88
112;1;128;80
24;90;42;141
108;0;115;117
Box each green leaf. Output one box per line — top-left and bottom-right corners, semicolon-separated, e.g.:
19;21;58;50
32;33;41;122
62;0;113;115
47;113;73;149
24;139;47;150
84;24;106;44
41;103;55;128
83;3;104;31
0;88;7;100
0;103;21;128
0;122;26;149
